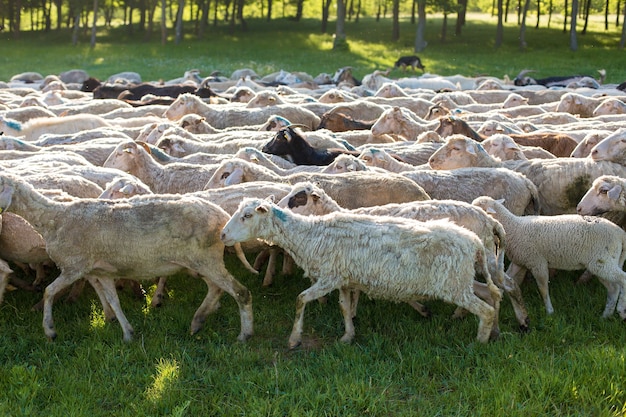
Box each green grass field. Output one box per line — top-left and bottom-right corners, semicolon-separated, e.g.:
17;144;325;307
1;13;626;416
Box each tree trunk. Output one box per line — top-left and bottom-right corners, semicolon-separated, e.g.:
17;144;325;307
495;0;504;47
563;0;568;32
582;0;591;34
295;0;304;20
441;12;447;41
199;0;210;37
392;0;400;41
414;0;427;51
620;0;626;47
519;0;530;49
547;0;553;27
535;0;540;28
504;0;510;22
267;0;273;21
90;0;98;48
55;0;62;29
333;0;348;49
570;0;578;50
174;0;184;44
160;0;167;44
456;0;467;35
71;12;80;45
321;0;332;32
237;0;247;30
14;0;22;37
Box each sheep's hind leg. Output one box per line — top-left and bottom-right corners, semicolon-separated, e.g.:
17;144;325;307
289;279;336;349
456;294;496;343
194;260;253;342
88;276;134;342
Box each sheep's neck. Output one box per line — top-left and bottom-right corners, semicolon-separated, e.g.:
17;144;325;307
8;182;63;238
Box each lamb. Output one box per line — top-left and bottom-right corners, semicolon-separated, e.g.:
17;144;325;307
162;93;321;130
0;173;254;342
221;198;502;347
472;196;626;319
278;182;529;330
0;114;113;142
103;140;220;194
204;158;431;208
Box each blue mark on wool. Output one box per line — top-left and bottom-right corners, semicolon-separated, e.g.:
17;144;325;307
275;116;290;126
148;145;171;162
5;120;21;132
340;140;356;151
370;148;380;154
272;206;287;222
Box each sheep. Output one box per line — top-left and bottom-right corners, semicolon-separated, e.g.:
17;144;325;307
102;140;219;194
221;198;501;346
592;97;626;116
401;167;540;215
555;92;608;118
570;131;611;158
155;134;270;157
588;128;626;165
577;175;626;218
316;110;375;132
246;90;287;108
204;158;431;208
0;173;254;342
320;154;373;174
233;147;297;170
359;147;424;172
0;114;113;142
434;116;579;157
162;93;321;130
472;196;626;319
481;134;557;160
370;106;439;140
261;126;360;165
429;135;502;170
278;181;529;330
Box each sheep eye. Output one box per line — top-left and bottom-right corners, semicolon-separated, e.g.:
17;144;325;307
243;213;252;219
221;172;231;180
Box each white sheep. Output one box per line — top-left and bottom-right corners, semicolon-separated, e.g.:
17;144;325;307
592;97;626;116
570;131;611;158
370;106;439;140
162;93;321;129
576;175;626;219
588;128;626;164
555;92;607;118
0;173;254;342
277;181;529;330
473;196;626;319
203;158;431;208
221;197;501;347
0;114;113;141
103;140;220;194
359;147;425;172
481;134;556;161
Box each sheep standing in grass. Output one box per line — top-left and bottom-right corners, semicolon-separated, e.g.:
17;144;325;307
221;197;502;347
278;182;529;330
472;196;626;318
0;173;254;342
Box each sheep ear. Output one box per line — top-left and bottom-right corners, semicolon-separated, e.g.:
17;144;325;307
496;198;506;204
310;191;321;201
136;141;152;155
224;167;244;186
465;143;478;155
607;184;622;201
504;141;518;150
484;206;497;215
266;195;276;203
255;204;269;214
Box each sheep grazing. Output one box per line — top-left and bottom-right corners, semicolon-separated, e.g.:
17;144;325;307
0;173;254;342
474;196;626;320
278;182;529;330
221;198;502;347
261;126;360;166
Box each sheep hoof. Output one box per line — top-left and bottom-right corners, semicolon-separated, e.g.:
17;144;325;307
46;331;57;342
237;332;253;343
288;337;302;350
339;334;354;344
489;328;500;341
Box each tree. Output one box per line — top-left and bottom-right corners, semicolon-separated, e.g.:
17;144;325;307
90;0;98;48
333;0;348;49
570;0;578;50
321;0;332;32
174;0;184;44
414;0;427;51
392;0;399;41
495;0;504;47
518;0;530;49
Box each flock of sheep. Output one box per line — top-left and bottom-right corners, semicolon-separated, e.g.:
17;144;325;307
1;65;626;348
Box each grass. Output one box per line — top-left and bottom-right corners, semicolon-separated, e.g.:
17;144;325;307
0;13;626;83
1;13;626;416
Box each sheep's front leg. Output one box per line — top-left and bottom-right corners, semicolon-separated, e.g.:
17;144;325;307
339;288;355;343
42;271;83;340
289;279;336;349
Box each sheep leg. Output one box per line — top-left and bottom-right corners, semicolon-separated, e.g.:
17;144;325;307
150;277;168;308
87;276;134;342
65;279;86;303
506;263;528;286
596;277;620;318
190;281;223;335
281;252;294;276
0;269;9;304
262;248;278;287
339;288;355;343
455;293;497;343
501;272;530;331
84;277;116;322
350;289;360;319
529;265;554;315
407;300;431;318
41;271;84;340
252;249;270;271
289;279;336;349
193;261;253;342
